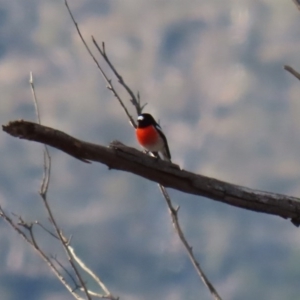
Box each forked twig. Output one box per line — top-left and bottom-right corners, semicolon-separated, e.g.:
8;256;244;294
52;255;80;292
92;38;146;115
158;185;222;300
0;207;83;300
69;246;118;300
64;0;136;128
30;72;92;300
44;201;92;299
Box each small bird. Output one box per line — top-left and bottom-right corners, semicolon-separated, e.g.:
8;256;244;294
136;113;171;161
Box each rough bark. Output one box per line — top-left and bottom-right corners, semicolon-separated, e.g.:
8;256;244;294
3;120;300;226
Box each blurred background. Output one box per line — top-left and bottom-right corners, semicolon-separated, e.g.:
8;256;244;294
1;0;300;299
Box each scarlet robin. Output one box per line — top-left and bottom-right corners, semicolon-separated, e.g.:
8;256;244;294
136;113;171;161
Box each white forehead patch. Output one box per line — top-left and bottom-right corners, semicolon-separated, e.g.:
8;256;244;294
137;115;144;121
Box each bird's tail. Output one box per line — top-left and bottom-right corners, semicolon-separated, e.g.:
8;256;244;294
160;148;171;162
151;150;171;162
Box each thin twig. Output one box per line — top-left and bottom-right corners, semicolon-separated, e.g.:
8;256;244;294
30;72;41;124
30;72;92;300
92;38;145;115
52;255;80;290
284;65;300;81
29;72;51;196
84;290;112;298
0;206;83;300
158;185;222;300
64;0;136;128
69;246;118;300
39;144;92;300
35;221;59;239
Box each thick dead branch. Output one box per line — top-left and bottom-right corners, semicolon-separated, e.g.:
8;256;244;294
3;120;300;226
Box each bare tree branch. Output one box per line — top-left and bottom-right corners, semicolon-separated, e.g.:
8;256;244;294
52;255;80;290
69;246;118;300
30;72;52;195
41;189;92;299
35;221;58;239
64;0;136;128
29;72;94;300
158;185;222;300
3;120;300;226
0;207;84;300
92;38;145;115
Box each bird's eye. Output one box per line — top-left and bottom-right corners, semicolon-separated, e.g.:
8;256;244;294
137;115;144;121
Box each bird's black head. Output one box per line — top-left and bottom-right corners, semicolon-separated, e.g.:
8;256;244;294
137;113;157;128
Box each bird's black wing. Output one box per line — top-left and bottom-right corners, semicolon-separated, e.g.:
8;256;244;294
155;124;171;160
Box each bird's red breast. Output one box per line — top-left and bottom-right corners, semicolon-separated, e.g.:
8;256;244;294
136;125;159;148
